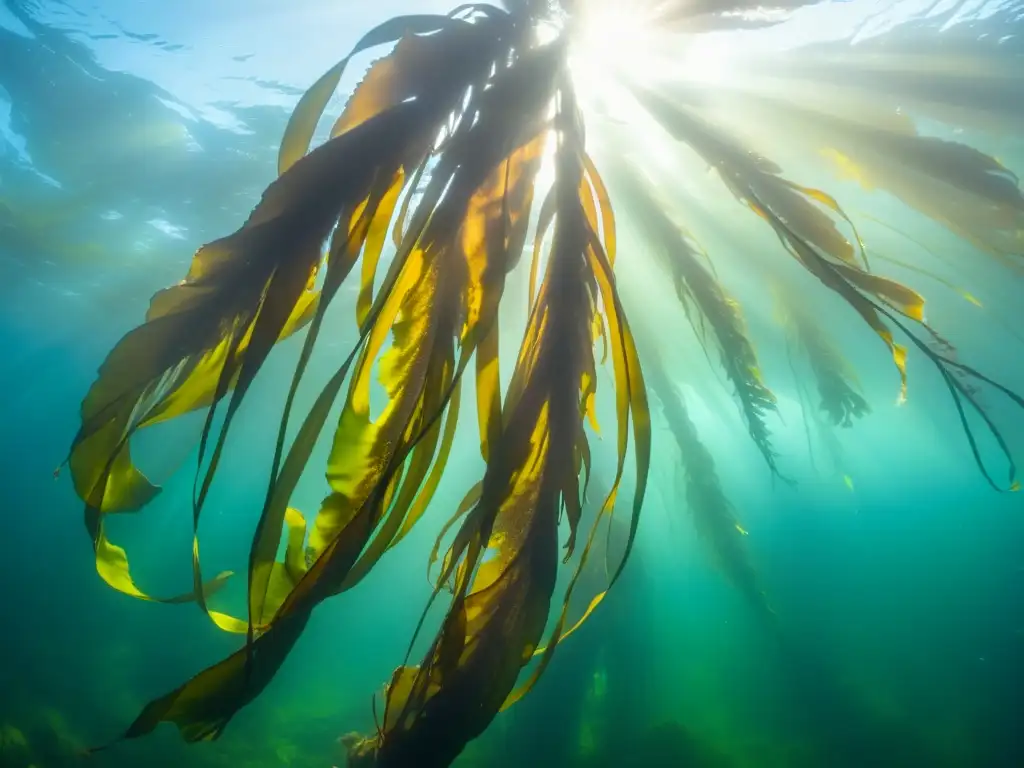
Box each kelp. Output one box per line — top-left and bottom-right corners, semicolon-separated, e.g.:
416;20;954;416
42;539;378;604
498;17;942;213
817;127;1024;268
693;88;1024;268
72;8;562;746
641;336;773;622
856;215;1024;348
63;10;522;634
69;4;649;758
61;2;1024;765
345;79;650;768
639;0;819;32
631;84;1024;492
608;163;781;477
774;283;869;429
772;281;864;488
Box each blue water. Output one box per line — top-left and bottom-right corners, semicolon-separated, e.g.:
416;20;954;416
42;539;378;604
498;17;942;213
1;1;1023;766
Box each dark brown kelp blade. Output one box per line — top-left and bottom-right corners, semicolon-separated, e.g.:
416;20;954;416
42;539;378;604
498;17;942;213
278;38;563;610
716;89;1024;265
81;97;453;747
816;122;1024;265
749;39;1024;135
64;98;427;617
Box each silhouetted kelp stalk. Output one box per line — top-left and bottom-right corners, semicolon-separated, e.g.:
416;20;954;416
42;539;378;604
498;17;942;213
774;282;870;430
639;335;775;623
57;1;1024;764
609;162;784;479
772;280;868;488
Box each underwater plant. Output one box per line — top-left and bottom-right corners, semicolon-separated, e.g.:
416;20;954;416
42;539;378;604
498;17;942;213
61;0;1024;765
642;339;774;623
776;282;870;431
773;279;869;488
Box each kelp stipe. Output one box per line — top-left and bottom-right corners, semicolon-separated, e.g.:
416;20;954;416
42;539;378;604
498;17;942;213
639;332;775;623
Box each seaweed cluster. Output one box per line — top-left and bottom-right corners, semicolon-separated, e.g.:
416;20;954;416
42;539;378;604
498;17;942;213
60;1;1024;765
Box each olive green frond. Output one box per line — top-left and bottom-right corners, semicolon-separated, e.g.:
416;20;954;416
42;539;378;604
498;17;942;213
640;339;773;622
610;163;782;477
774;283;869;429
632;84;1024;492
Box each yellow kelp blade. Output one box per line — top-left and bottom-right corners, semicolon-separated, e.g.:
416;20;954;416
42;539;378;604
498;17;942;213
277;12;484;175
92;522;231;606
350;111;594;768
752;178;861;267
249;35;563;635
342;137;550;585
293;243;457;597
70;7;522;639
68;287;319;521
507;204;652;680
66;97;445;628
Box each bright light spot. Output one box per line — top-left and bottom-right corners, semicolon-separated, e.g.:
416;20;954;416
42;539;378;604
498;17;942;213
567;5;660;107
677;34;736;87
534;18;561;47
564;3;739;111
533;130;559;195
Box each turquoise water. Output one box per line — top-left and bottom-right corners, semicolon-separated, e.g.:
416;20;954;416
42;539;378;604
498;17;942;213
1;1;1023;766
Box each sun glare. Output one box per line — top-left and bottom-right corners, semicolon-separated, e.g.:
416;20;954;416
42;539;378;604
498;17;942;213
558;4;738;113
567;6;659;99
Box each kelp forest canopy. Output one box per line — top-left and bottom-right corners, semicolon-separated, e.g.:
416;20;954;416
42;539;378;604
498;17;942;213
61;0;1024;765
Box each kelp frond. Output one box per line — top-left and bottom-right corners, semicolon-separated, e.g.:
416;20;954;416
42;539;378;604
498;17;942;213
610;164;782;477
774;283;869;429
68;6;649;757
678;82;1024;269
345;76;650;768
60;2;1024;764
632;85;1024;492
642;342;773;622
71;9;565;746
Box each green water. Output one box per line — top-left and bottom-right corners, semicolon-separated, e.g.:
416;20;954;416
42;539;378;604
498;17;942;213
1;1;1022;766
